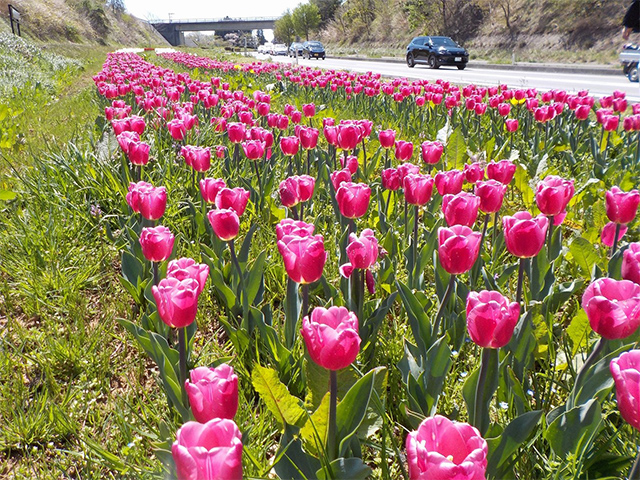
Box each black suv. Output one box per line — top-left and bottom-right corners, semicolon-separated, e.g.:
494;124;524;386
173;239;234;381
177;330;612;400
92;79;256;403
406;36;468;70
302;41;326;60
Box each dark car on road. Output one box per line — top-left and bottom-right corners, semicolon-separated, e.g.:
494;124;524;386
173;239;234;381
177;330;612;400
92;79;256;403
302;41;326;60
406;36;468;70
289;42;304;57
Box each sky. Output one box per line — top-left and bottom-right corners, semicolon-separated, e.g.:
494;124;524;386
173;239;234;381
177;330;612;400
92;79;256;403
123;0;303;22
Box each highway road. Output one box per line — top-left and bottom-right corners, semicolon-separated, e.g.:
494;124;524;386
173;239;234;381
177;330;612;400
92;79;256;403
257;54;640;102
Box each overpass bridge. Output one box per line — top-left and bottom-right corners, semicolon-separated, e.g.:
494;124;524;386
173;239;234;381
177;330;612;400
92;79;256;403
151;17;278;46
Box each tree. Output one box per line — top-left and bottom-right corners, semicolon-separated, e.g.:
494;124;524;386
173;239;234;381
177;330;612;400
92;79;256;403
310;0;343;27
256;29;266;45
107;0;125;16
274;11;297;44
292;3;321;41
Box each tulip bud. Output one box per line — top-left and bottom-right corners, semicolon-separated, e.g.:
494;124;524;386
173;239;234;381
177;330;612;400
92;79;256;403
172;419;243;480
466;290;520;348
438;225;482;275
336;182;371;219
404;173;434;206
443;192;480;227
208;208;240;242
215;187;250;216
185;364;238;422
535;175;575;217
503;212;548;258
277;234;327;284
420;141;444;165
582;278;640;339
152;277;200;328
301;306;361;370
199;178;227;204
622;243;640;284
606;186;640;224
435;170;464;196
406;416;488;480
140;226;174;262
611;350;640;431
486;159;516;185
381;168;401;191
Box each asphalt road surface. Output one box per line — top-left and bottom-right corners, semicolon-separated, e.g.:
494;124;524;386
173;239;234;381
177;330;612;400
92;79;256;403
259;54;640;102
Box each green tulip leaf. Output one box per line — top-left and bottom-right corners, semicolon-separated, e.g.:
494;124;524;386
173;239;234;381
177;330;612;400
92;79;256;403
0;189;17;201
569;237;599;276
316;457;372;480
444;126;467;170
545;398;602;458
486;410;543;476
252;365;306;429
300;392;330;457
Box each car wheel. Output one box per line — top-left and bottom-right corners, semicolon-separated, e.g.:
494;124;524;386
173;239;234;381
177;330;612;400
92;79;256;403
428;55;440;69
629;63;639;82
457;65;466;70
406;53;415;68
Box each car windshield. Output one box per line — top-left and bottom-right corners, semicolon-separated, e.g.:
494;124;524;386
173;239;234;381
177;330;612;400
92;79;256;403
307;42;322;48
431;37;457;47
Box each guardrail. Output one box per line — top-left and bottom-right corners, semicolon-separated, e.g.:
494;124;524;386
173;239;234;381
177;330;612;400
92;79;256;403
153;16;278;24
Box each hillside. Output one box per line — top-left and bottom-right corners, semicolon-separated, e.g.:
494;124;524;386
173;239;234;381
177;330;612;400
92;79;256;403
0;0;166;47
317;0;631;64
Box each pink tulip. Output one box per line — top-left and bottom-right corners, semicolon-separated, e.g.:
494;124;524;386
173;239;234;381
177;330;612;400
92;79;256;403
336;182;371;219
280;136;300;156
185;364;238;423
298;126;319;150
505;119;519;132
406;415;488;480
340;155;359;175
117;131;139;154
140;226;174;262
200;178;227;204
172;419;243;480
466;290;520;348
438;225;482;275
277;234;327;284
443;192;480;227
339;228;378;279
297;175;315;202
337;124;361;151
241;140;266;160
475;180;507;214
395;140;414;162
381;168;401;191
379;129;396;149
152;277;200;328
606;186;640;224
227;122;246;143
582;277;640;339
279;177;300;208
435;170;464;196
397;162;420;181
575;104;591;120
404;174;434;206
611;350;640;431
486;160;516;185
623;243;640;284
503;212;548;258
167;258;209;295
464;162;484;184
420;141;444;165
601;221;628;247
275;218;315;240
535;175;574;217
215;187;250;216
323;125;338;146
126;182;167;220
208;208;240;242
330;168;352;190
302;103;316;117
301;306;361;371
167;119;187;141
127;141;150;166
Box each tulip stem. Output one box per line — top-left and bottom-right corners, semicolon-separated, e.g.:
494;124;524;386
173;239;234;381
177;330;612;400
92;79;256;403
306;149;311;175
612;223;622;258
492;211;499;250
433;274;456;337
252;159;262;195
178;326;188;416
570;338;606;408
228;240;242;280
473;348;493;435
302;283;309;319
328;369;338;462
516;257;525;308
629;446;640;480
361;139;367;177
152;262;159;286
384;148;389;169
384;189;392;220
413;205;419;271
547;216;554;256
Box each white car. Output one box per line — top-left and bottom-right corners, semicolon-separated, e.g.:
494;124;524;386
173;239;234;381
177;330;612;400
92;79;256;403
272;44;288;56
259;43;273;55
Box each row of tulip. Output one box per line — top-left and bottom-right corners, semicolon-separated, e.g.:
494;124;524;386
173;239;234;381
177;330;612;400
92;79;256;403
94;50;640;479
